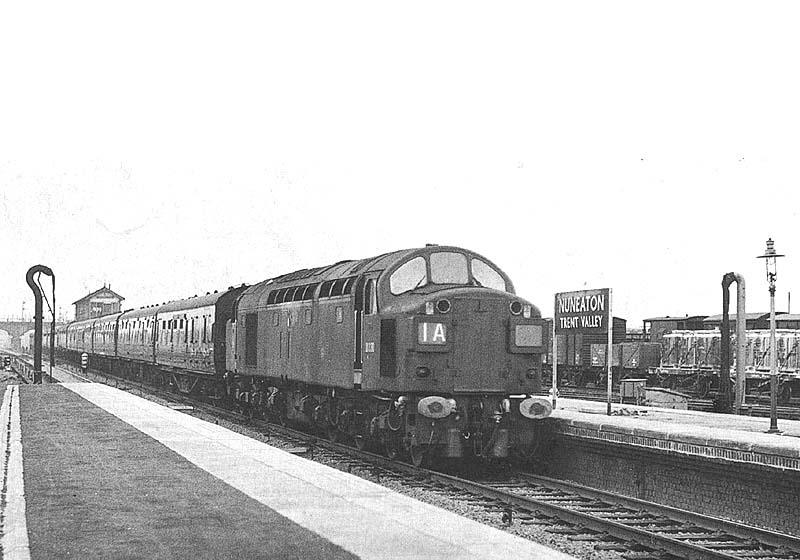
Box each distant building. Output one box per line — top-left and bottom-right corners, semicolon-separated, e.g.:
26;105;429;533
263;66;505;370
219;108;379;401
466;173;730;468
73;286;125;320
775;314;800;329
643;315;708;343
702;312;786;331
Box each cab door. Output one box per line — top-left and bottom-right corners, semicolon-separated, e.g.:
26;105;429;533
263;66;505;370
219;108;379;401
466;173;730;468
354;275;379;388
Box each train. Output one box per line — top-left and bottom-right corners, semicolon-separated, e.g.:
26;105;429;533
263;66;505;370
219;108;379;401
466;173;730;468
50;245;553;466
542;325;800;402
650;328;800;402
540;316;663;388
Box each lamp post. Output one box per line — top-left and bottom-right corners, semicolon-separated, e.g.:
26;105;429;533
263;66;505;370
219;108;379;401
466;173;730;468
757;238;784;433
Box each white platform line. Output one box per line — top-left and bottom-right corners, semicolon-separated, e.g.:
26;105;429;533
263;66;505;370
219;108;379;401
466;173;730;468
1;386;31;560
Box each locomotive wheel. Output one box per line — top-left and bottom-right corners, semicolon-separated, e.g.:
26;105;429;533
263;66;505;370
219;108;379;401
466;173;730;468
409;444;427;468
326;424;339;443
384;440;399;461
354;433;368;451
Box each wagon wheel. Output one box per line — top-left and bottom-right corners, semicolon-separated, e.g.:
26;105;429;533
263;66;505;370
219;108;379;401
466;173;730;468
409;444;427;468
778;383;793;405
695;376;711;399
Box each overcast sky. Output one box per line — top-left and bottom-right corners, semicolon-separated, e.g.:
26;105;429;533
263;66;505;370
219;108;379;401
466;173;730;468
2;2;799;328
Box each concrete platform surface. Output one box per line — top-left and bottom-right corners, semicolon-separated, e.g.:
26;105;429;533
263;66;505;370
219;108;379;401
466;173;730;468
552;397;800;469
1;383;576;560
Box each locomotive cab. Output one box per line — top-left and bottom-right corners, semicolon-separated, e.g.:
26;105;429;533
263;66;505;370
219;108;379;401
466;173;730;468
363;247;552;463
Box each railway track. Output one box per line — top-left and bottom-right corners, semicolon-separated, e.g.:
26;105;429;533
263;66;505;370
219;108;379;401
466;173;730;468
52;361;800;560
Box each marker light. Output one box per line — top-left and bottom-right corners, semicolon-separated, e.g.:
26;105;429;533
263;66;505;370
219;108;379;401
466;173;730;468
436;299;451;314
509;301;522;315
519;396;553;419
418;396;456;419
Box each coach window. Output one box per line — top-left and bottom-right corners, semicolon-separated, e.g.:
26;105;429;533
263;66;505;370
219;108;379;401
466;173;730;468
470;258;507;291
430;252;468;285
267;290;278;305
390;257;427;294
293;286;305;302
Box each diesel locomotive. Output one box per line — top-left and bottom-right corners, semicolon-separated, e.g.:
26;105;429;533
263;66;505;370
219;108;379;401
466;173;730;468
55;245;552;465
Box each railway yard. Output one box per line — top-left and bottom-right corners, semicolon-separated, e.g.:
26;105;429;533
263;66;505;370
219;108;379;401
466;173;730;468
4;245;800;559
2;350;800;560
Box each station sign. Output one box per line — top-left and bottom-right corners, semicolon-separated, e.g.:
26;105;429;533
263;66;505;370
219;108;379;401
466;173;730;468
554;288;610;333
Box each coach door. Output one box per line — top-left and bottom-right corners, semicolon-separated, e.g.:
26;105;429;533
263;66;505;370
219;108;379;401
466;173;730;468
353;275;378;388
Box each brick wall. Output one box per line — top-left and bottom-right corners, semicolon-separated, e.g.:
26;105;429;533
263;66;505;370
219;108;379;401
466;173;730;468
544;436;800;536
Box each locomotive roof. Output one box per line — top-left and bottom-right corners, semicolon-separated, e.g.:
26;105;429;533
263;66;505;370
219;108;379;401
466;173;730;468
237;246;493;310
237;248;413;309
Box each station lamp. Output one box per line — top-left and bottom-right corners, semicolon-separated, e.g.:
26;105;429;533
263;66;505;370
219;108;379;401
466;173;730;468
757;238;784;433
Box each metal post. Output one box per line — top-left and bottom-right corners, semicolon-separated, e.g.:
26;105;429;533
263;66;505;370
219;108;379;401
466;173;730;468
49;274;56;383
25;265;54;384
551;316;558;410
606;289;613;416
758;238;784;434
768;282;779;432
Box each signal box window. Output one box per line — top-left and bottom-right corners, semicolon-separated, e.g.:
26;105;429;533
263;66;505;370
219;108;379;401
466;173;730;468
471;258;506;291
430;252;468;285
390;257;427;294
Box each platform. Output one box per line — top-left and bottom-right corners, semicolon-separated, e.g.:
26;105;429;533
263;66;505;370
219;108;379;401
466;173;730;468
1;382;576;560
551;397;800;471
